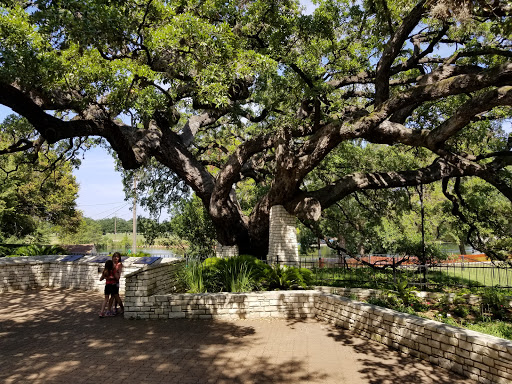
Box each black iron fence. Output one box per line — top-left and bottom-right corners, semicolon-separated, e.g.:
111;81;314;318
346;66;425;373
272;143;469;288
161;253;512;291
291;256;512;291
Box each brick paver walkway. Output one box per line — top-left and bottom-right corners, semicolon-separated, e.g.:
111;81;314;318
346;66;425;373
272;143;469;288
0;289;475;384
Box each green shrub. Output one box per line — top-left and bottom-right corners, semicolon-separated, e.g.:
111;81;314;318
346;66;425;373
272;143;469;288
367;297;389;307
183;258;206;293
299;268;314;286
180;256;315;293
203;257;222;269
480;288;509;320
183;255;266;293
261;264;313;290
453;305;470;318
221;255;270;292
466;321;512;340
410;298;429;312
0;245;10;257
227;262;254;292
14;245;66;256
116;251;150;258
393;276;416;305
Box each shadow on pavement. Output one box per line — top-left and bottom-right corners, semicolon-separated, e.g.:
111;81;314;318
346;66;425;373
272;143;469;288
324;323;474;384
0;289;474;384
0;289;327;384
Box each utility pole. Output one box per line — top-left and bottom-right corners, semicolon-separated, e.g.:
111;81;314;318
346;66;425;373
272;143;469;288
132;176;137;254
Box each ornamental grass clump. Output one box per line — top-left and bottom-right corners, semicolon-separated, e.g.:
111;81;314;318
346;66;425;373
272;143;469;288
181;255;314;293
183;258;205;293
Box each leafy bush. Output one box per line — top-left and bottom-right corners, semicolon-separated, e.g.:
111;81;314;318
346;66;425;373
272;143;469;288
181;255;264;293
261;264;313;290
453;305;470;318
366;297;389;308
227;262;253;293
480;288;509;320
14;245;66;256
219;255;270;292
125;251;151;258
203;256;222;269
393;277;416;305
466;321;512;340
180;256;314;293
0;245;10;257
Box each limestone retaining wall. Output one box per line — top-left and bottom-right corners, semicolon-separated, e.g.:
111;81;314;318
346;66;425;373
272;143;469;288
315;293;512;384
215;243;239;258
0;262;50;291
0;259;139;293
124;260;185;313
125;290;316;320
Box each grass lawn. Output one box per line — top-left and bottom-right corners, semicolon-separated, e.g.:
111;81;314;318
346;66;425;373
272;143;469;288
310;263;512;292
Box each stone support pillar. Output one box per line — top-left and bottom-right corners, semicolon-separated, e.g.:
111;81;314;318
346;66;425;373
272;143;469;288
267;205;299;266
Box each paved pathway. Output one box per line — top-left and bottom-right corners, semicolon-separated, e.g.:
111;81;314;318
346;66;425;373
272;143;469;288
0;289;475;384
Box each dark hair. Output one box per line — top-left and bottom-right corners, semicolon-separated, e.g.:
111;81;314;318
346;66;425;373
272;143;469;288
104;260;114;271
112;252;122;263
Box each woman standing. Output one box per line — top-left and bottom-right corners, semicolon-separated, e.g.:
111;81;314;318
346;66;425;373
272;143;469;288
110;252;125;315
99;260;116;317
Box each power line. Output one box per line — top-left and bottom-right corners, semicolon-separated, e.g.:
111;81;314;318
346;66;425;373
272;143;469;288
76;201;129;207
88;203;131;220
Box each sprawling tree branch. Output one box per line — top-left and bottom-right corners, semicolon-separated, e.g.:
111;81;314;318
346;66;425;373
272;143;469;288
374;0;427;106
1;0;511;258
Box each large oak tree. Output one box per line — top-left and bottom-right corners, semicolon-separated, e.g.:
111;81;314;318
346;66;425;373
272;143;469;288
0;0;511;258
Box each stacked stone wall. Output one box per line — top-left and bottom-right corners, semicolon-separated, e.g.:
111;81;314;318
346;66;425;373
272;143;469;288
47;263;139;292
126;290;316;320
215;243;239;258
267;205;299;265
315;294;512;384
0;262;49;291
124;260;185;318
0;261;139;293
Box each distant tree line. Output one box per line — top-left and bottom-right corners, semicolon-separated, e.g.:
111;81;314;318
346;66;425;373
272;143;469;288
95;218;133;235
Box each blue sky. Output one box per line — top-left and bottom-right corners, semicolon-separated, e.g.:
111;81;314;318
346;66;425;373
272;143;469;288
72;146;136;221
0;104;136;220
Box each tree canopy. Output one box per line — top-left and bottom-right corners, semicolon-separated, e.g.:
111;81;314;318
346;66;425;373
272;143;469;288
0;115;81;242
0;0;511;258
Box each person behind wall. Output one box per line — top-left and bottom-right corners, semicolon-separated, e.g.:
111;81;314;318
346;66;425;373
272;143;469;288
109;252;125;315
99;260;117;317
